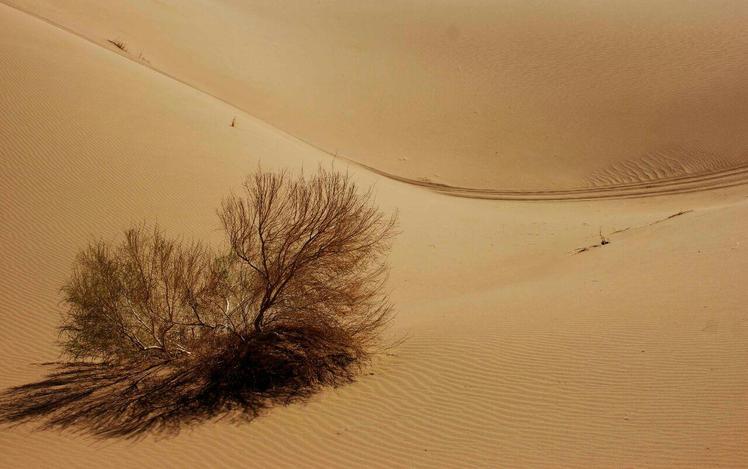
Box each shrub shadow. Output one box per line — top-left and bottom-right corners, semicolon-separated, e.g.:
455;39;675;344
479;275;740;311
0;325;359;438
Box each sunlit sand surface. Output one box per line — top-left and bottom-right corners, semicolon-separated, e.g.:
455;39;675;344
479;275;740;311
1;1;747;467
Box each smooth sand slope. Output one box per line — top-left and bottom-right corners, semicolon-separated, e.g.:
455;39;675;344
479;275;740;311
4;0;748;190
1;2;748;467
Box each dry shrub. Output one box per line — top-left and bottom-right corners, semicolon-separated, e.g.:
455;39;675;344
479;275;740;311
0;168;397;437
60;227;217;360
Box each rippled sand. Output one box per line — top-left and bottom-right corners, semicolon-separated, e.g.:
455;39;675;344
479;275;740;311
1;1;747;467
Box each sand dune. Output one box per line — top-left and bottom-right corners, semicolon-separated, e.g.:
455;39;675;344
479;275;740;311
4;0;748;190
1;1;748;467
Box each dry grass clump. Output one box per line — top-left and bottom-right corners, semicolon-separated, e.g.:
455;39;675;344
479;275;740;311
0;168;397;437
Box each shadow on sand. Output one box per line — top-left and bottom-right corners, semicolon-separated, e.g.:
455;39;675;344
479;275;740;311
0;326;358;438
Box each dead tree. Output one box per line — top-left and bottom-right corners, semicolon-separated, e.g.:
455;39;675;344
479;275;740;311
59;169;397;362
218;169;398;346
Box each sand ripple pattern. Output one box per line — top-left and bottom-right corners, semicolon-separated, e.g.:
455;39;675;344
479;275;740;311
353;158;748;201
587;148;736;187
1;2;748;468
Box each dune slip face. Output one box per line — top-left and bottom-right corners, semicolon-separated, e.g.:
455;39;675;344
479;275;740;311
1;1;748;468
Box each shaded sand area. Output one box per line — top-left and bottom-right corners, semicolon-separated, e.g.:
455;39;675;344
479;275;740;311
4;0;748;190
1;2;748;467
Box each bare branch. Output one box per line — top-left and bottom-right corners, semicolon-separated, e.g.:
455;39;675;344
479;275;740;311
58;168;397;366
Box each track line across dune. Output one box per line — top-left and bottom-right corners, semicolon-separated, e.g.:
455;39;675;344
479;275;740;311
349;160;748;201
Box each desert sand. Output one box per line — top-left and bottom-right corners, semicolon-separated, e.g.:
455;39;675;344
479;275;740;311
1;1;747;467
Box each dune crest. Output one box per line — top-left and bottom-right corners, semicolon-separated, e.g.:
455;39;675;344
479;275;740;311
3;0;747;190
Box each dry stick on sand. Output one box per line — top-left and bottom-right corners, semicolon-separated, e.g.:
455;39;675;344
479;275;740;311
599;229;610;245
573;228;610;254
574;210;693;254
107;39;127;52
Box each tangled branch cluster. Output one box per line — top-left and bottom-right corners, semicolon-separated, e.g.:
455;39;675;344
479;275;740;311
0;169;397;436
63;169;396;361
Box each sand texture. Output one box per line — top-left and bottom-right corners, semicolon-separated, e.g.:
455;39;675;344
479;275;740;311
1;1;747;467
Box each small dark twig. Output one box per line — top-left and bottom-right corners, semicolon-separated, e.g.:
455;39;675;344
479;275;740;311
107;39;128;52
599;229;610;245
